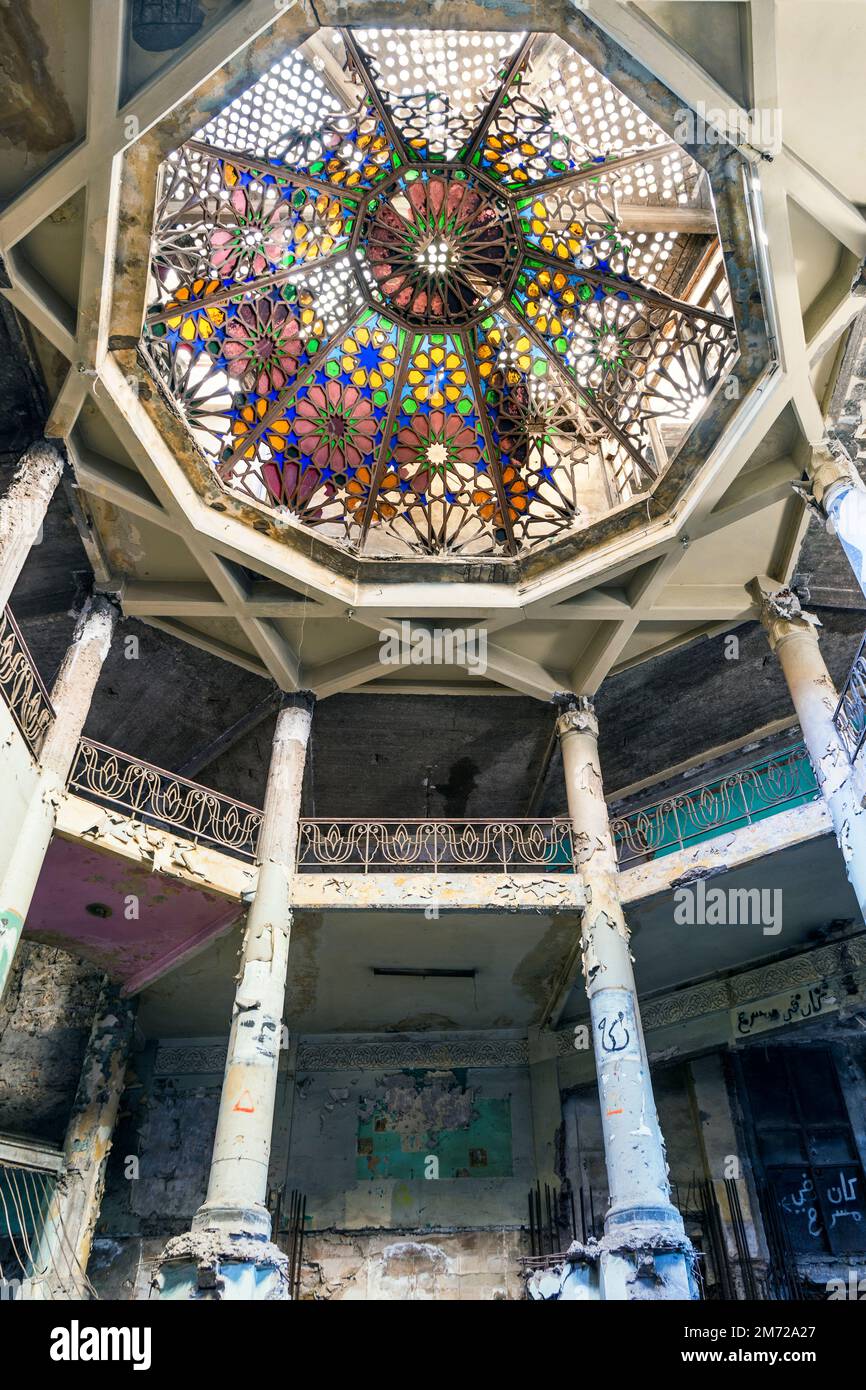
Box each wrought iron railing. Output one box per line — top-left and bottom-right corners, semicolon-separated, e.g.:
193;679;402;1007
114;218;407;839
0;606;54;759
296;818;576;874
834;633;866;762
53;728;823;877
610;742;819;868
67;738;263;860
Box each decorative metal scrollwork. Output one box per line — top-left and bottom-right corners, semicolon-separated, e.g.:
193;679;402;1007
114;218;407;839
0;607;54;759
67;738;263;860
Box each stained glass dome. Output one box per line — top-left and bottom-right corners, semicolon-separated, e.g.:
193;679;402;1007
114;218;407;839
142;27;738;558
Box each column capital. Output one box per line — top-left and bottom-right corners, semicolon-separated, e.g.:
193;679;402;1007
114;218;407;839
807;439;860;510
279;688;316;713
748;580;821;654
553;693;597;740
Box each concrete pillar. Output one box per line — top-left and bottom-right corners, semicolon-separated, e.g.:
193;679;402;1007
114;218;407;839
752;581;866;918
32;981;136;1298
556;696;695;1300
158;692;315;1301
0;441;64;612
0;594;118;1001
807;442;866;600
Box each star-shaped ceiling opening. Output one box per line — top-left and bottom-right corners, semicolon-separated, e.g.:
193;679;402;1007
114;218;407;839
141;27;739;559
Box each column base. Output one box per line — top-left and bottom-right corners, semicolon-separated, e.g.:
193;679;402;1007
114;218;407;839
601;1205;697;1300
525;1210;698;1301
156;1228;292;1301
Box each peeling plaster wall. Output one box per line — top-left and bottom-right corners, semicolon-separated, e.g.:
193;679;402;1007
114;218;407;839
289;1064;533;1230
0;942;103;1143
89;1050;534;1299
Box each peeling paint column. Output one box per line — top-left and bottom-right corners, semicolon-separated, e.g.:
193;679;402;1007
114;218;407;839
158;691;315;1301
556;697;695;1300
0;594;118;1001
32;981;136;1298
754;582;866;915
808;442;866;600
0;440;64;611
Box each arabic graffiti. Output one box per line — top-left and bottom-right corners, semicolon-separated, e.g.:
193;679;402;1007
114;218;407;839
732;983;835;1039
774;1165;866;1254
591;989;642;1064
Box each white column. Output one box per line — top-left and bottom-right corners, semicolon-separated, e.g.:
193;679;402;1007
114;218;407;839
808;442;866;600
33;982;136;1299
0;594;118;1000
556;697;695;1299
159;692;314;1301
754;582;866;917
0;441;64;612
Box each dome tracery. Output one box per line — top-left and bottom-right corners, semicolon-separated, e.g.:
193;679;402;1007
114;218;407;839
142;26;738;558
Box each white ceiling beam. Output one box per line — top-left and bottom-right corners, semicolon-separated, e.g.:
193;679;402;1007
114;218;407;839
0;0;286;251
807;295;865;370
482;643;568;701
693;455;802;537
72;446;184;534
648;584;755;622
120;581;227;618
781;147;866;259
617;205;716;235
1;252;77;360
306;642;394;700
45;366;89;439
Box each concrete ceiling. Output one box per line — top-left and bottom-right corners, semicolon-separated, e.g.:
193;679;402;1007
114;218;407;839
136;904;582;1037
25;835;242;994
562;831;863;1021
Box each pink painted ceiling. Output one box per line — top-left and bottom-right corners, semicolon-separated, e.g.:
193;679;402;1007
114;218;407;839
26;835;241;995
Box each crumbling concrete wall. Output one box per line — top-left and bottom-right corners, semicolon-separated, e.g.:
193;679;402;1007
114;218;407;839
88;1040;222;1297
298;1229;527;1300
0;941;103;1143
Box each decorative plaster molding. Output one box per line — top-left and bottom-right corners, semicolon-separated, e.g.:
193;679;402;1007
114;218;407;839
296;1037;530;1070
154;1043;227;1076
639;936;866;1033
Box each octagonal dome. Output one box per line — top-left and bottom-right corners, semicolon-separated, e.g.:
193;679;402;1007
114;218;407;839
140;26;739;560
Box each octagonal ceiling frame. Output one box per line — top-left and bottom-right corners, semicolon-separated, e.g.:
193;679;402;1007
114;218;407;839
1;0;864;701
103;4;768;564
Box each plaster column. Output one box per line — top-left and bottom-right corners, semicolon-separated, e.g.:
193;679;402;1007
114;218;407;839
158;692;315;1301
0;594;118;1001
0;441;64;611
556;697;695;1300
32;982;136;1299
753;582;866;917
807;442;866;600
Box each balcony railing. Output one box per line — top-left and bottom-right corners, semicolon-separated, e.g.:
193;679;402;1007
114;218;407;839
610;742;819;868
67;738;263;860
0;615;825;876
296;818;576;874
834;633;866;762
0;606;54;759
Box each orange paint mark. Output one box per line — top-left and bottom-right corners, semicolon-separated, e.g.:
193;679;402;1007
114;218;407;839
233;1090;255;1113
606;1108;623;1116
